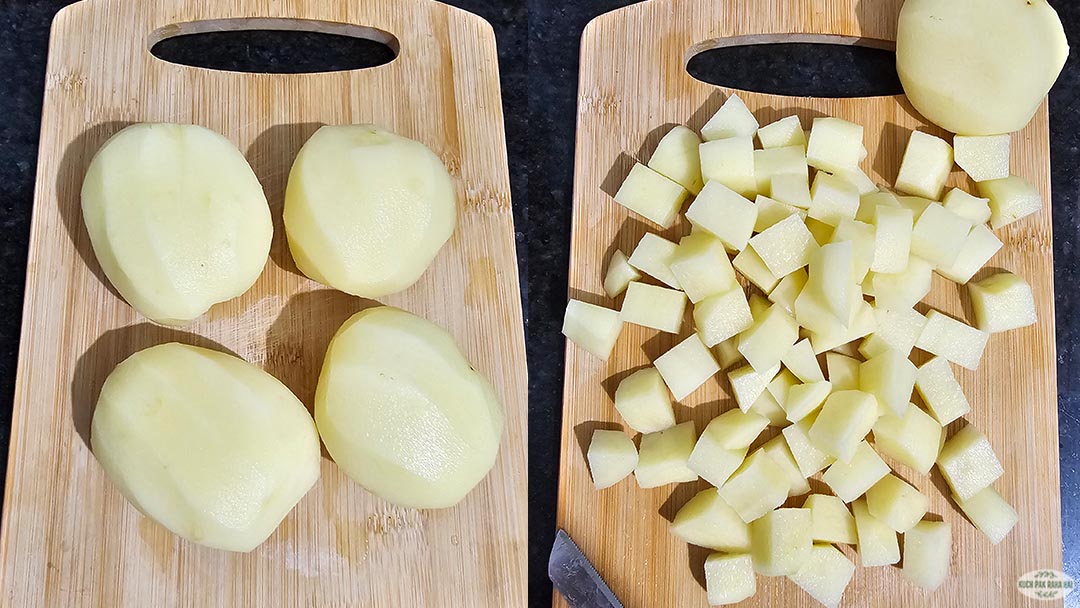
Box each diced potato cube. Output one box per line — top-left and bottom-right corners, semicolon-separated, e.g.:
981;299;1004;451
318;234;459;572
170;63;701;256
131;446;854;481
613;163;689;228
714;336;744;370
783;339;825;383
872;403;942;474
806;217;836;247
859;306;926;359
587;430;638;489
942;188;992;224
748;292;771;319
902;521;951;591
831;218;875;283
808;391;878;462
898;195;934;220
768;268;807;315
754;146;808;196
789;544;856;608
739;304;800;372
895;131;954;200
954;485;1018;545
628;233;682;288
749;508;813;575
648;125;704;194
700;137;757;199
937;424;1004;501
865;474;929;533
870;205;914;274
851;498;900;566
655;334;721;400
834;166;878;196
614;367;676;434
603;249;641;297
969;271;1037;333
771;173;813;209
807;241;854;321
719;450;791;523
803;494;857;544
702;94;759;141
688;441;747;489
621;282;687;333
701;409;769;449
910;203;973;268
937;223;1004;284
732;246;781;292
794;279;842;336
821;441;890;502
785;381;833;423
766;368;800;407
669;233;738;303
859;349;917;417
857;191;901;223
826;353;861;391
872;256;933;311
978;175;1043;229
634;421;698;488
954;134;1010;182
563;299;623;359
754;195;803;232
808;172;860;226
762;435;811;496
748;214;818;278
808;297;877;355
916;310;989;371
729;363;781;412
757;115;805;149
705;553;756;606
782;413;837;477
806;117;865;173
686;181;758;251
695;287;754;347
749;391;789;427
672;489;752;552
915;357;971;425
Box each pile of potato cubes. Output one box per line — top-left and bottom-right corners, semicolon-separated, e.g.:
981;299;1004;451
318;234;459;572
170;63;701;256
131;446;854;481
563;94;1040;607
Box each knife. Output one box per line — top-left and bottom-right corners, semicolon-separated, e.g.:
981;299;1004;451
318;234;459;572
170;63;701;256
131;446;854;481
548;529;624;608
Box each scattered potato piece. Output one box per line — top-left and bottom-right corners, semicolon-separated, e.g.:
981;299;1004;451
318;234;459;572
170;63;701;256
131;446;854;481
916;310;989;371
686;181;758;251
870;205;914;274
910;203;972;269
788;544;856;608
807;297;875;355
603;249;641;297
872;403;942;474
898;195;934;220
762;435;811;496
729;363;781;412
733;246;781;293
672;489;752;552
562;299;622;359
822;441;890;502
771;173;813;210
748;292;771;319
865;474;929;533
749;391;789;427
808;172;861;226
766;368;801;407
937;424;1004;501
942;188;992;224
613;163;689;228
754;195;804;232
754;146;809;195
872;256;933;311
806;118;865;173
902;520;951;591
953;134;1010;183
671;233;738;303
719;450;791;523
783;413;837;477
757;115;805;149
785;381;833;423
954;485;1018;545
806;217;836;247
851;498;900;567
621;282;687;333
831;218;875;283
587;430;638;489
895;131;953;200
739;304;800;372
915;357;972;425
937;223;1003;284
648;125;704;194
749;508;813;575
857;191;900;223
748;215;819;278
628;233;682;288
783;339;825;383
803;494;857;545
978;175;1043;229
635;422;698;488
859;349;917;417
702;94;759;141
705;553;757;606
700;137;757;198
695;287;754;347
859;306;926;359
688;440;748;489
655;334;721;400
809;391;878;462
768;268;808;315
614;367;676;434
704;410;770;450
969;271;1037;333
714;337;744;370
826;353;861;391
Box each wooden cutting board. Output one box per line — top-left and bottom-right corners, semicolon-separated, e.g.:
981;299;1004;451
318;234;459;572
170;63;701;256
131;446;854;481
557;0;1062;606
0;0;527;606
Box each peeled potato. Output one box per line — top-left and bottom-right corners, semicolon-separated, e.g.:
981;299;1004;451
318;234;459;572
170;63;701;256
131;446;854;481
284;125;456;297
315;306;503;509
81;123;272;325
91;343;320;552
896;0;1068;135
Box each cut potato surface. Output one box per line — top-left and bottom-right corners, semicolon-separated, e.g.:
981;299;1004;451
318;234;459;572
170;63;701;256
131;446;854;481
942;187;992;224
954;485;1018;545
871;403;942;474
602;249;640;298
749;508;812;576
587;430;638;490
719;449;790;523
81;123;271;325
613;162;689;228
621;282;687;333
705;553;756;606
895;131;953;200
670;233;738;303
648;125;704;194
788;543;856;608
686;180;758;251
936;424;1003;501
762;435;811;497
91;343;320;552
954;135;1010;183
916;310;989;371
852;498;900;567
628;233;682;289
614;367;676;434
865;474;929;533
562;299;623;359
700;136;757;199
969;271;1037;333
635;422;698;488
284;125;455;298
655;334;720;400
915;357;972;425
803;494;857;545
315;307;503;509
702;94;759;141
758;115;805;150
822;441;889;503
671;489;751;552
902;520;952;591
979;174;1044;230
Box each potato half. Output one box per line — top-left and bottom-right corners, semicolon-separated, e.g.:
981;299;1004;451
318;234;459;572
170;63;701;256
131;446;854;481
81;123;271;325
284;125;456;297
315;306;503;509
91;343;321;552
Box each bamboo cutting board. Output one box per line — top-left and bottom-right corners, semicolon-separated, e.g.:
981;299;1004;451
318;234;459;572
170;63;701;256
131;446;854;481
0;0;527;606
557;0;1062;606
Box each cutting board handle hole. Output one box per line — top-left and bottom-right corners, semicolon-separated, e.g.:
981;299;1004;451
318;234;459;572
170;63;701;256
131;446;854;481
148;19;398;73
685;34;902;98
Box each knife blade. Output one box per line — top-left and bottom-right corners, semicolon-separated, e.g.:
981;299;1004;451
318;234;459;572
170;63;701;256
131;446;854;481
548;529;624;608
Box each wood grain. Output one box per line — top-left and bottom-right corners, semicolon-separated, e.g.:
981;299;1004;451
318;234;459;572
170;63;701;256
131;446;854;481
556;0;1062;606
0;0;527;606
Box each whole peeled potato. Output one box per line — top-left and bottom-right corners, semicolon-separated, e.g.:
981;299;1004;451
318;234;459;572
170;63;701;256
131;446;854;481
81;123;272;325
284;125;456;298
91;343;320;552
896;0;1069;135
315;306;503;509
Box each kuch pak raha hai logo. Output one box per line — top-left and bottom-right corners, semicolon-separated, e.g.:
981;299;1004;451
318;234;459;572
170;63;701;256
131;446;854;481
1016;569;1075;601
